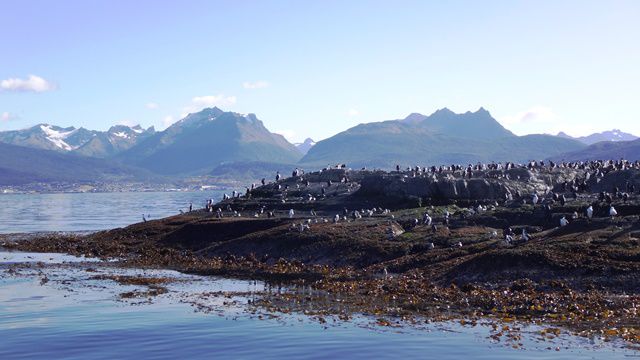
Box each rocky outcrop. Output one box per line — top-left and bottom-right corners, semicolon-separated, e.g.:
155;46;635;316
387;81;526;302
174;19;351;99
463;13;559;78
355;169;577;204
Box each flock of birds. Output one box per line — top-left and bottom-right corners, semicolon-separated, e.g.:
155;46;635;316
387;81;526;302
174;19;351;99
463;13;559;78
148;159;640;252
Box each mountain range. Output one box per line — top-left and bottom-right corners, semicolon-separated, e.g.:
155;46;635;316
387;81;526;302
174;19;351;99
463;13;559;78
551;138;640;162
300;108;584;168
0;123;155;157
1;106;638;186
115;108;302;175
556;129;638;145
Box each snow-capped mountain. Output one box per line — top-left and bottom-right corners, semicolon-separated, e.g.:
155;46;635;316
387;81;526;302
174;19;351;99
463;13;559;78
557;129;638;145
294;138;316;155
74;124;156;158
0;123;155;157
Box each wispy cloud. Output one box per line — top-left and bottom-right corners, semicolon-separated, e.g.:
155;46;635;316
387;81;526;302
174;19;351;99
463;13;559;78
499;106;567;135
183;94;237;115
162;115;176;127
116;119;135;126
0;75;56;92
275;129;296;142
243;81;269;89
500;106;557;125
191;94;236;108
145;102;159;109
1;112;18;121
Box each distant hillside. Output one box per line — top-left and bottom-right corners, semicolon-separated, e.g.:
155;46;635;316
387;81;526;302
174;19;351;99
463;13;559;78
118;108;302;175
0;123;155;157
209;161;298;183
301;108;585;168
552;139;640;162
0;143;153;185
557;129;638;145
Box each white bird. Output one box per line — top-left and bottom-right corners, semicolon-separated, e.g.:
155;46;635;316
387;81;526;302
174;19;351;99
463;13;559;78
532;193;539;205
288;209;295;218
586;206;593;219
609;206;618;218
559;216;569;227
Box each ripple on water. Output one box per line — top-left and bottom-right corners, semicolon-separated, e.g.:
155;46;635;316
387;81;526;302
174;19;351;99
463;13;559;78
0;252;638;360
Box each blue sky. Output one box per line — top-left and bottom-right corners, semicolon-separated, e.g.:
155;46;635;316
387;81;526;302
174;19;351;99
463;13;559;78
1;0;639;142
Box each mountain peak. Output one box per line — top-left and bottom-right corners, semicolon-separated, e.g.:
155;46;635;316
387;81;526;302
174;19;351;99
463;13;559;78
555;129;638;145
475;107;490;115
431;107;454;116
295;137;316;155
202;107;224;116
403;113;428;123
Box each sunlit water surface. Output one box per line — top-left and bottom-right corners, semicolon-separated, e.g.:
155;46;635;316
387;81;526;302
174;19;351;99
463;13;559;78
0;191;225;233
0;251;638;359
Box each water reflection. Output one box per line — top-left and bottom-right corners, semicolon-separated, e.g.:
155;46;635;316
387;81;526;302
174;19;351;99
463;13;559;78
1;252;638;359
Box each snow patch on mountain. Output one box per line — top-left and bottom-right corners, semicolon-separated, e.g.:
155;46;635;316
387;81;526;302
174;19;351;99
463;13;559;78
39;125;78;150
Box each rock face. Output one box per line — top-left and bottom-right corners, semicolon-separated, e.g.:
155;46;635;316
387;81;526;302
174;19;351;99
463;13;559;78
355;168;581;204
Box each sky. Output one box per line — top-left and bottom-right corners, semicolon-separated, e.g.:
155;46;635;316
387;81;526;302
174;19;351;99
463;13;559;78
1;0;639;142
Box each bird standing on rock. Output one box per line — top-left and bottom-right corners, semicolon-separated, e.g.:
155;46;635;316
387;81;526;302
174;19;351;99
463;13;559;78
560;216;569;227
586;205;593;220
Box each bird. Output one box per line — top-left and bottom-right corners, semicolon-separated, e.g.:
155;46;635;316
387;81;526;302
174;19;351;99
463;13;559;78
586;205;593;220
559;216;569;227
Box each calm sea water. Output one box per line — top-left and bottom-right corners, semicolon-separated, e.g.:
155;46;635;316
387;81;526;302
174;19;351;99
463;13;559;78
0;191;225;234
1;251;636;360
1;193;638;358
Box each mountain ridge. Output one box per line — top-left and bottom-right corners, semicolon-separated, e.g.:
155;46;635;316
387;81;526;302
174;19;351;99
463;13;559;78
0;123;155;157
116;108;302;175
301;108;584;168
556;129;638;145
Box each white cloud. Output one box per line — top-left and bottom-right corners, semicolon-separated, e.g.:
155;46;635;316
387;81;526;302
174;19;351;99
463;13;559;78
146;102;159;109
182;94;237;114
243;81;269;89
162;115;176;127
1;112;18;121
191;94;236;108
347;108;360;117
0;75;56;92
275;129;297;142
500;106;556;125
499;106;568;135
117;119;135;126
